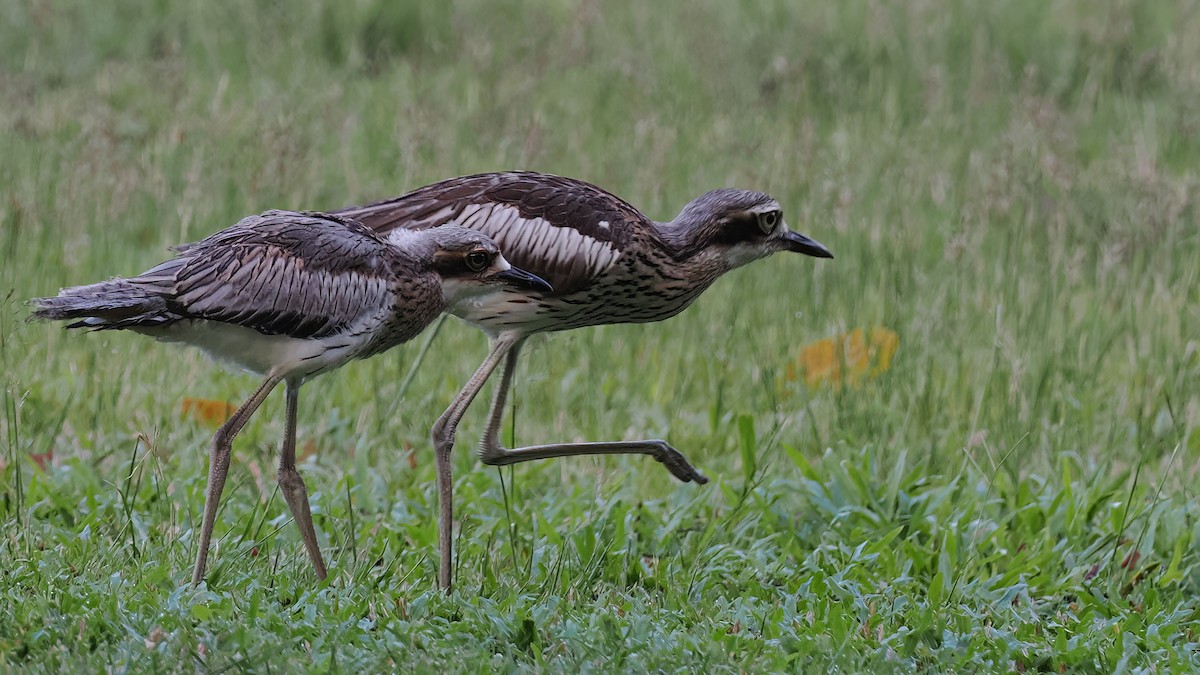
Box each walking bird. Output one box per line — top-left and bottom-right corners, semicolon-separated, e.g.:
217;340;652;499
336;171;833;590
30;209;551;586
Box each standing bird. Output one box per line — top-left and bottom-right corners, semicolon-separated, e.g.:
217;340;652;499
30;210;551;586
336;171;833;590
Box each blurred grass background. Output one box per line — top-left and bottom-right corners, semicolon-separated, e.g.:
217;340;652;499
1;0;1198;670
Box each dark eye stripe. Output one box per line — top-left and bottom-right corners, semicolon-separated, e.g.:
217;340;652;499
710;214;763;245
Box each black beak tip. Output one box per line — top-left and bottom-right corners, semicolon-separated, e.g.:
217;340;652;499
497;267;553;293
784;231;834;259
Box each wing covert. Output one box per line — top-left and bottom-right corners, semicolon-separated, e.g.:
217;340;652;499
139;211;396;339
335;172;648;293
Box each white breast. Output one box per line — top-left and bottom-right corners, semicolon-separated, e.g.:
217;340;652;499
449;289;554;331
137;319;372;380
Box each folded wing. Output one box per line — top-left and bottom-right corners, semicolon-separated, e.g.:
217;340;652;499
336;172;645;294
141;211;395;339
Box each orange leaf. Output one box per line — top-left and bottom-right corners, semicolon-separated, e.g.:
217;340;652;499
299;439;318;462
30;449;54;471
786;326;900;390
181;398;237;428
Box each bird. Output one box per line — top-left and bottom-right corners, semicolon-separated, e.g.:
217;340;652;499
29;209;552;586
335;171;833;590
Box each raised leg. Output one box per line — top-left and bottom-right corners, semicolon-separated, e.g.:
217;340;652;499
482;439;708;483
478;338;526;451
431;331;523;591
477;341;708;484
277;381;328;579
191;372;284;587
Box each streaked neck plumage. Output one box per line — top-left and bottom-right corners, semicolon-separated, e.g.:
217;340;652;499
653;212;741;273
655;194;713;258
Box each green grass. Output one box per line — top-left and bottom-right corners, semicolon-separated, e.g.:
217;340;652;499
2;0;1199;670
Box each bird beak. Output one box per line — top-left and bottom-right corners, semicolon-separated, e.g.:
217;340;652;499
782;230;834;259
496;266;554;293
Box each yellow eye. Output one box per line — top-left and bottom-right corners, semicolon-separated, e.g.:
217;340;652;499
465;250;490;272
758;211;780;233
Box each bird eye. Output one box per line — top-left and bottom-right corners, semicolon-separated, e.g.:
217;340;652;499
465;250;490;272
758;211;780;233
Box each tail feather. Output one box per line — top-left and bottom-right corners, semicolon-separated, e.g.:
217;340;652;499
30;278;178;330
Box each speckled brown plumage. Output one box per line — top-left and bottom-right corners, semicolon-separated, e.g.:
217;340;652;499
336;171;833;592
30;209;551;587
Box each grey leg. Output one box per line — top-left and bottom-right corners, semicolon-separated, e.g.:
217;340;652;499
477;338;527;452
477;341;708;484
482;439;708;483
277;381;328;579
430;331;523;592
191;372;284;587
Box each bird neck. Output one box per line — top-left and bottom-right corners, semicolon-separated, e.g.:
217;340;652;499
654;213;715;262
638;225;733;305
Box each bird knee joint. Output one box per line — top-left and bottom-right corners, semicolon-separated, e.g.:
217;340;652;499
478;444;502;464
278;468;308;494
431;423;454;454
210;430;233;453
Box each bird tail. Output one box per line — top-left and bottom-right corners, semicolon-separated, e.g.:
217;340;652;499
29;278;176;330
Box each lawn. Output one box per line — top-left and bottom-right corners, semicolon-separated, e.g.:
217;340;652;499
2;0;1198;671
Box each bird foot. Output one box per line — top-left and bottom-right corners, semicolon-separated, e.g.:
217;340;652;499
648;440;709;484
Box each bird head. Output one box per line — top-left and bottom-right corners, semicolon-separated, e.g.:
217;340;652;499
420;226;553;304
668;189;833;268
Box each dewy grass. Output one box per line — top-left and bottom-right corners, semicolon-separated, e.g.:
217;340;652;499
2;0;1199;670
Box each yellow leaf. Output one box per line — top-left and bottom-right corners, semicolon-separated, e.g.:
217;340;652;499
786;326;899;390
181;398;237;428
867;327;900;376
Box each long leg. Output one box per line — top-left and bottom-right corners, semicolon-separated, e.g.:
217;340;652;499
277;381;328;579
477;342;708;484
477;338;527;451
191;372;284;586
431;331;523;591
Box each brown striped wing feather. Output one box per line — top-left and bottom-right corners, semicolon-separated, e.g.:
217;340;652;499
139;211;397;339
336;172;646;294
